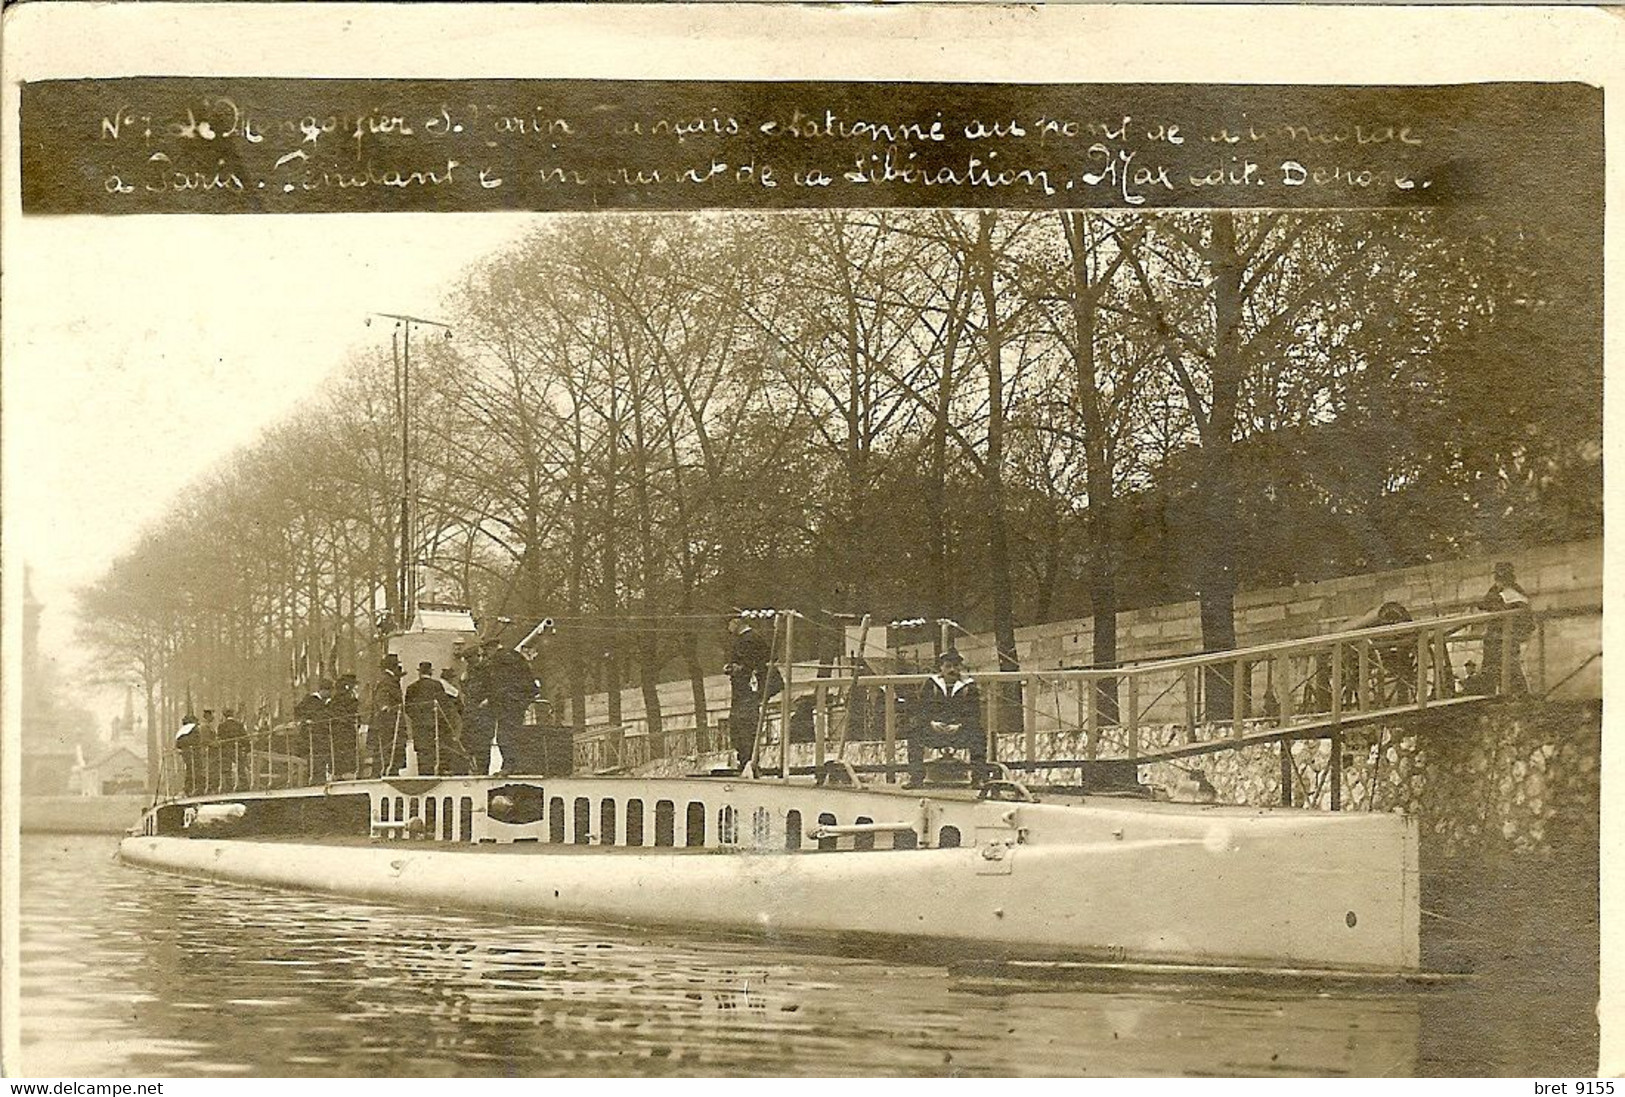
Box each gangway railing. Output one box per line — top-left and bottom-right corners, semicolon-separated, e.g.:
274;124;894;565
574;606;1568;793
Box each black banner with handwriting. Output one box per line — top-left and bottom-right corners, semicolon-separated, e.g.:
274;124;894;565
18;79;1600;215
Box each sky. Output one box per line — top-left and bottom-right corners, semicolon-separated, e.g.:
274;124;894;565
3;211;539;725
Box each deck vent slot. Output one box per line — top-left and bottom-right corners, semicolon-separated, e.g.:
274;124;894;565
424;797;437;839
785;810;803;851
600;799;618;846
655;800;676;847
752;807;772;847
442;797;454;840
939;825;962;848
459;797;473;842
893;829;919;851
854;816;875;851
686;802;707;847
817;812;838;852
574;798;592;845
718;805;739;845
626;800;645;846
394;796;405;824
549;797;566;843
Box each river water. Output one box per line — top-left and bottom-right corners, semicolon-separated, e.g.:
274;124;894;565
16;833;1595;1077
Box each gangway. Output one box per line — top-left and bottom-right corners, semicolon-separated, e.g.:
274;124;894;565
576;606;1553;808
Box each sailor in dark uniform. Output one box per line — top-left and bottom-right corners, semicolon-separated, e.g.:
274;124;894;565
197;710;219;793
461;644;495;775
175;713;200;796
907;649;986;785
725;617;770;770
217;708;248;791
484;641;542;774
369;656;407;777
293;681;331;782
405;661;466;774
326;674;361;778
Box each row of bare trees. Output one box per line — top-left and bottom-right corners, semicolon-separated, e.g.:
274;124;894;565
79;208;1600;787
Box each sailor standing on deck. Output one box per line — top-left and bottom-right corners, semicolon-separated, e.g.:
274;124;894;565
369;656;406;777
197;710;219;793
484;640;542;775
405;661;465;775
175;712;200;796
725;616;770;771
294;681;331;783
461;644;495;775
907;649;986;785
217;708;247;791
326;675;361;779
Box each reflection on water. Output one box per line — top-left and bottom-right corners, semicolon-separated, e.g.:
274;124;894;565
9;834;1575;1077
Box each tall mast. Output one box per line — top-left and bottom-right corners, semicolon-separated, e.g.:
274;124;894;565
371;312;452;626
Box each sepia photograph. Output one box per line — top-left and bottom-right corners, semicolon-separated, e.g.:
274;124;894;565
1;3;1616;1081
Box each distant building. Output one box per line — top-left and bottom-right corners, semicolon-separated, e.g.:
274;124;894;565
74;745;146;796
20;567;95;795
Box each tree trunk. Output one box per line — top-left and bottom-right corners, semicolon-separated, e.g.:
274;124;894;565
143;674;160;793
1199;212;1245;720
972;213;1020;672
682;632;710;752
927;287;964;629
1062;211;1121;722
638;633;663;741
626;346;663;739
566;420;589;735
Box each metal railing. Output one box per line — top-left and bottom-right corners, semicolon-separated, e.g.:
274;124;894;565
574;607;1569;781
573;713;733;775
157;705;472;800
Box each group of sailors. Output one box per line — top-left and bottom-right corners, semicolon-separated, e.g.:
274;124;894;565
173;638;544;796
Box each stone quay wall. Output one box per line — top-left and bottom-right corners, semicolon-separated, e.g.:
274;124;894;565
1139;699;1600;861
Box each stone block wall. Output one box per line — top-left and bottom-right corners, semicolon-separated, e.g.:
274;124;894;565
943;539;1601;696
1138;699;1600;860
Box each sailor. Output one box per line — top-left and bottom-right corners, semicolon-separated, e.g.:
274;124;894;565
217;708;248;791
461;644;495;776
405;661;464;775
1353;600;1417;703
174;712;200;796
907;649;986;785
197;710;219;793
369;656;407;777
1461;658;1492;696
293;680;332;781
484;640;542;775
725;616;770;771
326;675;361;779
439;666;464;710
1479;562;1533;695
